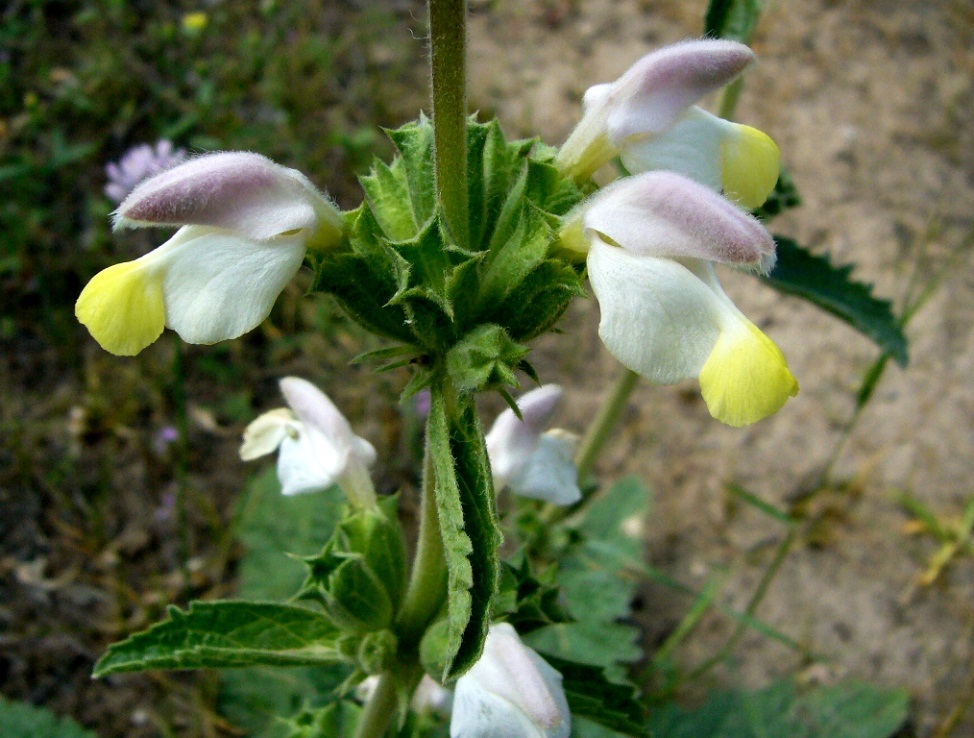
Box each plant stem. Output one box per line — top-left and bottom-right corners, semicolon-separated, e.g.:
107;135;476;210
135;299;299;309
354;670;400;738
397;433;447;641
429;0;469;249
688;525;798;681
574;367;640;482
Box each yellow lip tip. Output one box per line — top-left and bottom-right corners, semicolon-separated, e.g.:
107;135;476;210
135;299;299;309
699;320;797;427
75;261;166;356
721;124;780;210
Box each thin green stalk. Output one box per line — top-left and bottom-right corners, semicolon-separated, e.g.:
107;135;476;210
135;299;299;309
397;436;447;641
429;0;469;249
574;367;640;482
354;670;400;738
688;525;798;681
717;77;744;121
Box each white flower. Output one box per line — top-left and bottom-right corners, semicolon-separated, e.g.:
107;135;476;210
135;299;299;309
451;623;570;738
556;39;779;209
485;385;581;506
240;377;377;507
564;171;798;427
76;152;344;356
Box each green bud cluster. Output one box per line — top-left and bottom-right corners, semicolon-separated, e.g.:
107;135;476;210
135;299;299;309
298;497;407;673
313;117;589;397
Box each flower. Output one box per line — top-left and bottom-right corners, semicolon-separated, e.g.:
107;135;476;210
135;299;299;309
556;39;779;209
104;140;188;204
485;385;581;505
76;152;344;356
563;171;798;427
451;623;570;738
240;377;377;507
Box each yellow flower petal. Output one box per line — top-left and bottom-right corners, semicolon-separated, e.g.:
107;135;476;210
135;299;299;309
699;318;798;427
75;260;165;356
720;124;780;210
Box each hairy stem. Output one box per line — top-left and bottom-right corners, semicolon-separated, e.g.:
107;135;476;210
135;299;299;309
397;434;447;641
429;0;469;249
354;670;400;738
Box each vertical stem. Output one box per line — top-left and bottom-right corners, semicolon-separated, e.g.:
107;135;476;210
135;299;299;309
429;0;469;249
574;367;640;482
717;76;744;121
397;432;447;640
354;670;400;738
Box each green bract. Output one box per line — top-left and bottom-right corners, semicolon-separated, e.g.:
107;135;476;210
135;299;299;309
313;117;587;397
299;497;408;635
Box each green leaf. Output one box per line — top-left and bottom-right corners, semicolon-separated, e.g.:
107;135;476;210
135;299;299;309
650;679;909;738
526;478;649;680
541;655;650;737
234;468;347;601
280;702;362;738
360;158;418;241
387;116;437;229
314;207;416;345
0;698;99;738
93;601;345;676
762;237;908;367
704;0;767;43
493;554;573;634
427;382;501;680
478;203;553;310
221;471;352;737
445;324;528;394
300;500;408;633
489;259;585;342
752;168;802;221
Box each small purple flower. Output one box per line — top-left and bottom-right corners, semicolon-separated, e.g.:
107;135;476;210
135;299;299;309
105;140;189;204
152;424;180;457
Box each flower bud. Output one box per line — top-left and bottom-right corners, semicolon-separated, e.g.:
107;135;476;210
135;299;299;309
485;385;581;505
450;623;570;738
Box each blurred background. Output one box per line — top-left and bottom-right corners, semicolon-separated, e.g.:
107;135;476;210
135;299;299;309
2;1;973;736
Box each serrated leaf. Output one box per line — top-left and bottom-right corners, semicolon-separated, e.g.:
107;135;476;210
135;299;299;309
387;117;437;228
222;473;351;738
526;479;649;679
390;217;461;319
427;382;501;680
314;206;415;345
541;655;650;737
0;698;99;738
478;203;552;310
650;679;909;738
704;0;767;43
445;324;528;394
761;237;908;366
235;469;348;600
489;259;585;342
360;159;417;241
493;555;573;634
94;601;345;676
